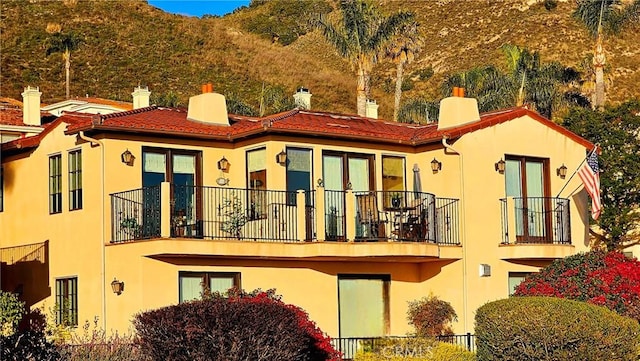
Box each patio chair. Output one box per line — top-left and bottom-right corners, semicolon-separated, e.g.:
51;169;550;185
356;192;386;240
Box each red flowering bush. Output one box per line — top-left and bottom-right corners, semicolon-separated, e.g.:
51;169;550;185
513;250;640;321
134;288;340;361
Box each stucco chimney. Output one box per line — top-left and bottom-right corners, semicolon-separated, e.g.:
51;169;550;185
437;87;480;130
21;86;41;126
187;83;229;126
365;99;378;119
132;86;151;109
293;87;312;110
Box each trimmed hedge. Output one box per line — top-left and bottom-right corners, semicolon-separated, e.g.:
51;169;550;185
134;289;340;361
475;296;640;361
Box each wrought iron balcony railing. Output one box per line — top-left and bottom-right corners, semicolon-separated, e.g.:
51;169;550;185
500;196;571;245
110;185;460;245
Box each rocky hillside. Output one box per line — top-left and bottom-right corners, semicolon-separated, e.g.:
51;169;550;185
1;0;639;119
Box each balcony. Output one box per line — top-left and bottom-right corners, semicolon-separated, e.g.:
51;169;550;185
498;196;574;260
109;184;461;261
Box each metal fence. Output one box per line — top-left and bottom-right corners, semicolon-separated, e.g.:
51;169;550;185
331;334;476;360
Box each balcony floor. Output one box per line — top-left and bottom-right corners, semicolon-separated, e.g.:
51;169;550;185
107;237;463;263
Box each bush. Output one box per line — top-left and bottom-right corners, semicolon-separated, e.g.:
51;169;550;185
134;288;340;361
58;317;140;361
0;291;24;336
354;338;475;361
407;295;457;337
475;296;640;361
513;250;640;321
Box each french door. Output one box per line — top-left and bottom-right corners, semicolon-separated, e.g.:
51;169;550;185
142;148;202;237
504;156;550;242
322;152;374;240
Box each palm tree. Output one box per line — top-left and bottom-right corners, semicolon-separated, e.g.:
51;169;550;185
46;30;83;99
385;21;422;122
573;0;640;108
314;0;412;116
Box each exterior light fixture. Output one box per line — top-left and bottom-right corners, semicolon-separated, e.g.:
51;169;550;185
557;164;568;179
495;158;506;174
111;278;124;295
121;149;134;166
276;150;287;166
217;156;229;172
430;158;442;173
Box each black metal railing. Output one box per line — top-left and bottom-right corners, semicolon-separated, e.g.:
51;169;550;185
110;186;161;243
190;186;300;242
325;190;346;241
435;198;460;245
330;334;476;360
500;197;571;244
354;190;437;243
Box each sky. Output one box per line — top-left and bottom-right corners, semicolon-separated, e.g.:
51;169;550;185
147;0;251;17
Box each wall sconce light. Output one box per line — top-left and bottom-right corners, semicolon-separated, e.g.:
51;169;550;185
557;164;567;179
495;158;506;174
430;158;442;173
276;150;287;166
217;156;229;172
111;278;124;295
121;149;135;166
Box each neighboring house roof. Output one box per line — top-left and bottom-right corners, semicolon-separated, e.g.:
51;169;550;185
1;113;90;155
3;105;594;156
63;105;594;149
41;97;133;116
0;108;52;127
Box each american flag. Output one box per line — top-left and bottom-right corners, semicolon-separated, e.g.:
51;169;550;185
578;149;602;220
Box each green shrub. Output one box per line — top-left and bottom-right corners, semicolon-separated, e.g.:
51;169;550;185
0;291;24;336
354;338;475;361
407;295;457;336
475;296;640;361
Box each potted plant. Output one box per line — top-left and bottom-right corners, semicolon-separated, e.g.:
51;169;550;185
220;194;248;239
391;192;402;208
120;216;142;239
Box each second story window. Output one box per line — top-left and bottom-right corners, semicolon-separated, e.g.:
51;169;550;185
69;150;82;210
382;156;405;208
247;148;267;220
49;154;62;214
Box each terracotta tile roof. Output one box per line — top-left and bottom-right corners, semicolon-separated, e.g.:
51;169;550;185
0;108;52;127
12;104;593;155
1;113;90;154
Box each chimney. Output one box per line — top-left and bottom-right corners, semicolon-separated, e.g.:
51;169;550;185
437;87;480;130
186;83;229;126
131;86;151;109
21;86;41;126
293;87;312;110
365;99;378;119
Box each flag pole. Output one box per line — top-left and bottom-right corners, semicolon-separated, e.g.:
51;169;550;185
556;145;599;198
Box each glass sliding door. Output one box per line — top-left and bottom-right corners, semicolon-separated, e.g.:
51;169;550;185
322;152;375;240
505;156;549;242
286;148;313;239
247;148;267;220
338;275;389;338
142;148;202;238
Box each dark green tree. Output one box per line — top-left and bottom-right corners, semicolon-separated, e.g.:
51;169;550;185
562;100;640;250
314;0;412;116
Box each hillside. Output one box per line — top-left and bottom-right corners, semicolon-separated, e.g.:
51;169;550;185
1;0;639;120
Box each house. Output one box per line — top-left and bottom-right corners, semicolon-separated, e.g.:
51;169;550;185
0;84;593;340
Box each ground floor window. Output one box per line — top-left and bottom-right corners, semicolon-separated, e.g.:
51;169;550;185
179;271;240;302
338;274;390;337
55;277;78;326
508;272;531;296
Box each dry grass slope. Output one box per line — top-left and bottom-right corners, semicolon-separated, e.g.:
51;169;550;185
1;0;638;119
